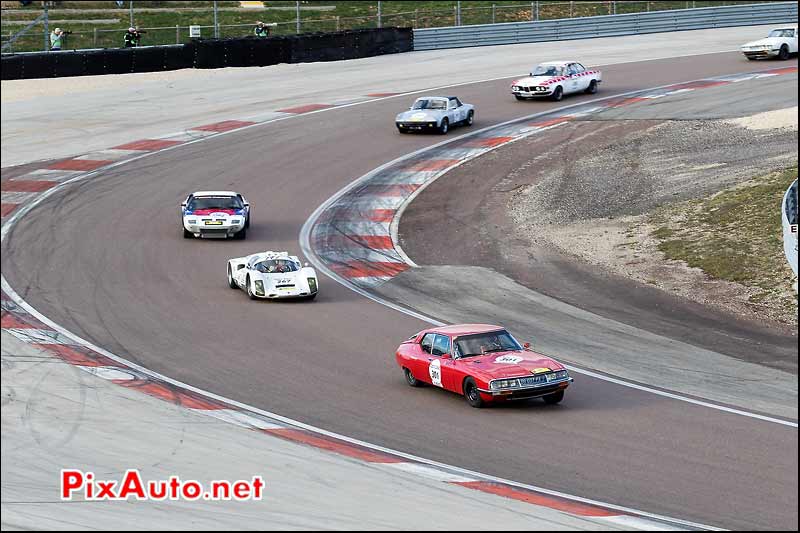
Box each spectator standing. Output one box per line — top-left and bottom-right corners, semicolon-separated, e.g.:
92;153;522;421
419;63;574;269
50;27;65;51
254;21;270;38
124;27;142;47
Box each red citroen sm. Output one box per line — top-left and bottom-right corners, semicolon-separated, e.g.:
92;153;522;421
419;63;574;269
395;324;573;408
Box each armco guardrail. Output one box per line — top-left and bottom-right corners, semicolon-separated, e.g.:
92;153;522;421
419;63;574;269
783;178;798;280
413;2;798;50
1;27;412;80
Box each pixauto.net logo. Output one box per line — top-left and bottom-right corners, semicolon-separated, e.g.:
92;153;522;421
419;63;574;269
61;469;265;501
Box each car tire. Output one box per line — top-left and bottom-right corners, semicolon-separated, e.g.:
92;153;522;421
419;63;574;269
404;367;423;387
246;276;257;300
306;292;317;300
543;390;565;405
551;86;564;102
245;214;250;229
464;110;474;127
514;94;526;101
439;117;449;135
183;226;192;239
235;227;247;240
779;45;789;60
585;80;598;94
227;265;237;289
463;377;484;408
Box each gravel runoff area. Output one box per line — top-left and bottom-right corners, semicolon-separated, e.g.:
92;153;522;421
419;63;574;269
508;107;798;327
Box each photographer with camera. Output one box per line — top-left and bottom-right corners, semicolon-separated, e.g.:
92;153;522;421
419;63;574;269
123;26;146;48
50;27;71;51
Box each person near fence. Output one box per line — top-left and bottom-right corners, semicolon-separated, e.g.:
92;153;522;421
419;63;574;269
49;27;65;51
124;27;143;48
254;21;271;38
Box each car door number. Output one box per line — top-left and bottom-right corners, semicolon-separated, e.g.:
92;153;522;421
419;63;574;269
429;359;443;387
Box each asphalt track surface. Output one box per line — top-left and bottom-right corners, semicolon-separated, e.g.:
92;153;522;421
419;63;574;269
2;52;798;530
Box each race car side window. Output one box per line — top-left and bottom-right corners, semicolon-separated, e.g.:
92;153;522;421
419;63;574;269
431;334;450;357
574;63;586;73
420;333;435;354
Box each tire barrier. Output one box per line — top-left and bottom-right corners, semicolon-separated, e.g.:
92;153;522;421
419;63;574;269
1;27;413;80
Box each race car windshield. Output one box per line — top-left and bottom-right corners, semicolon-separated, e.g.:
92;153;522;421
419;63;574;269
188;196;243;210
253;260;299;273
454;331;522;357
412;99;447;110
768;29;795;37
532;65;562;76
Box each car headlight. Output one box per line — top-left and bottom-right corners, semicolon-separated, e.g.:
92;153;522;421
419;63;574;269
187;219;197;224
553;370;569;380
254;280;265;295
491;379;520;390
307;277;317;293
231;218;242;225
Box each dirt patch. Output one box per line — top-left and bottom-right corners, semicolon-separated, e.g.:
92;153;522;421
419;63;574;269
508;110;798;327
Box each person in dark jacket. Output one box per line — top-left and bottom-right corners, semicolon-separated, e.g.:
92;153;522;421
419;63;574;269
254;21;271;38
123;27;142;47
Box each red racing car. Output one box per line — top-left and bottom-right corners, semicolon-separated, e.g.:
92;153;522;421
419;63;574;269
395;324;572;408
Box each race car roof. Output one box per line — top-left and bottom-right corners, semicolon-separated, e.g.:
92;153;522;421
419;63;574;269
433;324;505;336
191;190;240;197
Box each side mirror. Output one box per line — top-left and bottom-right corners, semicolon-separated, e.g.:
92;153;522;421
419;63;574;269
181;202;187;208
243;202;250;208
523;342;531;349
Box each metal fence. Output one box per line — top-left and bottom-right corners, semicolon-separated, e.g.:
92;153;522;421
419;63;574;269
413;1;799;50
0;1;773;53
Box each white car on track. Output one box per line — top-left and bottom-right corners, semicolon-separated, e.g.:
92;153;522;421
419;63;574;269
227;251;319;300
395;96;475;134
511;61;601;101
740;26;797;60
181;190;250;239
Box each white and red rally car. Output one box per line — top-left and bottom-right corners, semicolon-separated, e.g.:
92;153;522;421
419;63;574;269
511;61;602;101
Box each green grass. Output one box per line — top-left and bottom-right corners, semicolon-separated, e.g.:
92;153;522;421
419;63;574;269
1;1;757;52
650;167;798;318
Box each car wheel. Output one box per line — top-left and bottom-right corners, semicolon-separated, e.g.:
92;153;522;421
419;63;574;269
585;80;598;94
465;110;474;127
245;214;250;229
404;367;423;387
463;377;484;408
183;226;192;239
514;94;525;101
439;117;449;135
246;276;257;300
543;390;565;405
779;45;789;60
227;265;237;289
551;86;563;101
235;227;247;240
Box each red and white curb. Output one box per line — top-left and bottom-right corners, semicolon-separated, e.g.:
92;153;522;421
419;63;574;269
304;66;798;291
5;68;792;531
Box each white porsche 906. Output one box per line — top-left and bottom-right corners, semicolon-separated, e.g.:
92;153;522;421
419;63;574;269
511;61;601;101
227;251;319;300
182;190;250;239
395;96;475;134
741;26;797;60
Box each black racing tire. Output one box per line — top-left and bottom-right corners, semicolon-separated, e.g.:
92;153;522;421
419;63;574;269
439;117;449;135
404;367;423;388
585;79;598;94
234;227;247;240
183;226;192;239
551;86;564;102
246;276;258;300
463;377;484;408
514;94;526;101
464;110;474;127
779;45;789;60
245;214;250;229
543;390;565;405
306;292;317;300
227;265;237;289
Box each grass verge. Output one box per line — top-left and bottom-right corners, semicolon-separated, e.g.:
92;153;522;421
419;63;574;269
650;166;798;319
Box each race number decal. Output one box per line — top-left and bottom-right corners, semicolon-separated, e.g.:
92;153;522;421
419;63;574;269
429;359;443;387
494;355;523;364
